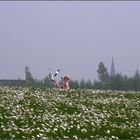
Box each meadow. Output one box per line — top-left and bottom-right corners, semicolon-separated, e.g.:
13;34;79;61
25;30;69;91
0;86;140;139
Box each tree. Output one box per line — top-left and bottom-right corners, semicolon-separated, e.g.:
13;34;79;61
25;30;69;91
43;76;53;88
97;62;109;84
25;66;34;83
132;70;140;91
109;73;124;90
93;79;102;89
69;80;79;89
85;79;93;89
80;79;86;89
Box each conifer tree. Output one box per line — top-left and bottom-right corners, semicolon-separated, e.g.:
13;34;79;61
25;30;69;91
97;62;109;84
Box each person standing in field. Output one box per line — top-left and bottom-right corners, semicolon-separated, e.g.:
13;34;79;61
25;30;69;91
52;76;70;90
48;69;70;90
63;76;70;90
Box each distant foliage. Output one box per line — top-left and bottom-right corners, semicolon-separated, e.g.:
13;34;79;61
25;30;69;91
25;66;34;83
3;66;139;91
97;62;109;84
94;62;140;91
26;64;140;91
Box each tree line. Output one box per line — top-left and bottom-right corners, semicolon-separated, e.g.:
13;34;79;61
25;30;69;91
25;63;140;91
94;62;140;91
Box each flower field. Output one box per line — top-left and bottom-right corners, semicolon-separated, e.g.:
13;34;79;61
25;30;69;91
0;86;140;139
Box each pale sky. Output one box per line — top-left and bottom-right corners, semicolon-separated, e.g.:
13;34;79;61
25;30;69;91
0;1;140;81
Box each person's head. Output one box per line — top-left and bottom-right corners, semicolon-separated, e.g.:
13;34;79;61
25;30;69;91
64;76;69;81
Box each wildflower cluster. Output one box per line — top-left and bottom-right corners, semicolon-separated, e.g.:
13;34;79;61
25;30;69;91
0;86;140;139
